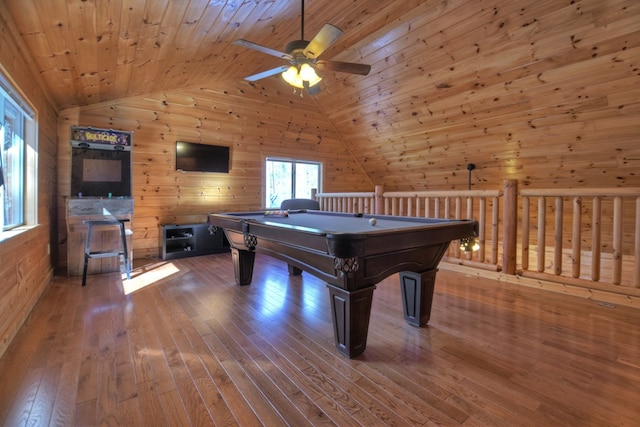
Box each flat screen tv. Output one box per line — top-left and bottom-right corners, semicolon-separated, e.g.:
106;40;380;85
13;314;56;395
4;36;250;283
176;141;230;173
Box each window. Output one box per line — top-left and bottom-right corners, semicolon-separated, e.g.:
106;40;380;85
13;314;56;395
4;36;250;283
265;158;321;208
1;69;37;232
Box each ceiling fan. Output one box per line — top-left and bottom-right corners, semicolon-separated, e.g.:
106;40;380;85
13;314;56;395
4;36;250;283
233;0;371;96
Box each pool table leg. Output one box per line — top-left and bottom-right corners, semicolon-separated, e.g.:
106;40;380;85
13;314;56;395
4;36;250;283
231;247;255;286
399;269;437;327
327;284;376;358
287;264;302;275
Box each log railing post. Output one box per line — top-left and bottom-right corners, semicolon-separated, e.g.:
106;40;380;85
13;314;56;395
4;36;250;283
613;196;623;285
537;197;546;273
491;196;499;265
591;197;601;281
502;180;518;275
374;185;384;215
554;197;563;276
572;197;582;279
521;196;530;270
478;197;486;262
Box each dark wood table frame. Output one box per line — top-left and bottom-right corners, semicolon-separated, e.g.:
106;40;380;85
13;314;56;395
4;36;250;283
208;211;477;358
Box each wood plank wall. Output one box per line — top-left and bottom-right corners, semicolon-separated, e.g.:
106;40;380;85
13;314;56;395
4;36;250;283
0;2;58;357
57;83;373;267
315;0;640;191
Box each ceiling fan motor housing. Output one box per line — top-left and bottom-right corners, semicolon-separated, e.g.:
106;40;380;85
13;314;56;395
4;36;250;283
286;40;310;56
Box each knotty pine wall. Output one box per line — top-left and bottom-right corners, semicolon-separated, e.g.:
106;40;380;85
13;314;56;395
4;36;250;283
315;0;640;191
57;84;373;267
0;3;58;357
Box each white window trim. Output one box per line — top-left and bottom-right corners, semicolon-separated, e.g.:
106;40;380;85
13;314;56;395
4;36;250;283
264;156;322;208
0;67;38;240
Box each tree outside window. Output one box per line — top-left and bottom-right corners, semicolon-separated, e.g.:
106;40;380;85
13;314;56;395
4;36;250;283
265;158;321;209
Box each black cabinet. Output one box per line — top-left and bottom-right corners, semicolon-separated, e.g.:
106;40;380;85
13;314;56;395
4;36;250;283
161;223;228;260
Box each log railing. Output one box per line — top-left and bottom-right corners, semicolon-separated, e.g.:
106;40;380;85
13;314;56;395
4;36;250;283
316;182;640;305
317;191;377;215
317;185;502;270
518;187;640;291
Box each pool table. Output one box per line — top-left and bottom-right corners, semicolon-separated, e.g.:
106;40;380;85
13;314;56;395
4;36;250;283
208;210;477;358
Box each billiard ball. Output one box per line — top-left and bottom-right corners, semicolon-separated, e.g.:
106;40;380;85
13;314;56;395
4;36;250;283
369;218;377;226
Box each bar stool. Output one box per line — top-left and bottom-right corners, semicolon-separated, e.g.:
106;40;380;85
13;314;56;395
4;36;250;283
82;219;131;286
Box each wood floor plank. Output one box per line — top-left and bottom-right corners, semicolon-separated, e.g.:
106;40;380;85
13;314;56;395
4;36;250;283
206;307;310;424
49;359;81;427
131;292;177;395
259;319;411;426
126;326;155;385
194;328;263;425
157;389;193;427
158;288;251;425
246;327;347;425
137;380;170;426
149;292;215;426
74;397;97;427
1;253;639;425
95;293;119;427
113;306;139;403
75;312;99;405
201;328;287;425
154;290;234;425
117;394;145;427
192;376;238;426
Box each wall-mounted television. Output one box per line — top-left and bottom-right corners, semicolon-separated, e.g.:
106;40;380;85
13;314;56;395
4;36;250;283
176;141;230;173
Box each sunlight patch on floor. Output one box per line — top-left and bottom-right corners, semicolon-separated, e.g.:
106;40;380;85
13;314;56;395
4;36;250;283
122;261;181;295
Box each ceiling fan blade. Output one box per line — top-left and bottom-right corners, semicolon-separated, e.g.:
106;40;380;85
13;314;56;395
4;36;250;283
243;65;290;82
233;39;292;60
303;24;343;59
316;60;371;76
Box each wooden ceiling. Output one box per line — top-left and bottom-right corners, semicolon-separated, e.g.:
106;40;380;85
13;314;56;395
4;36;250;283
4;0;640;190
5;0;413;108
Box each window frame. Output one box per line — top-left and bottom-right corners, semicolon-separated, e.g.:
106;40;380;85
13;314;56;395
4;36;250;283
264;157;322;209
0;67;38;238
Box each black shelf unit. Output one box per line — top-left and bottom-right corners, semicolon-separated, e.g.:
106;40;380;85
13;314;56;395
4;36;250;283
161;223;228;260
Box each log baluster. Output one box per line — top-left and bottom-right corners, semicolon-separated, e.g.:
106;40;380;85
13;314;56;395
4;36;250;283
613;197;622;285
592;197;601;281
572;197;582;279
537;197;546;273
522;196;530;270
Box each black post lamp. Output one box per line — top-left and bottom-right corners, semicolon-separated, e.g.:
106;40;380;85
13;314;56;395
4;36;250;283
460;163;480;252
467;163;475;190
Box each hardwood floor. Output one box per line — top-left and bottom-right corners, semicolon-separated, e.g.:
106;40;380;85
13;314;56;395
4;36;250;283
1;253;639;426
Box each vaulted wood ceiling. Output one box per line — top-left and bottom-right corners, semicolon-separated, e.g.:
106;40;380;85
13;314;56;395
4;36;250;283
4;0;640;190
6;0;410;108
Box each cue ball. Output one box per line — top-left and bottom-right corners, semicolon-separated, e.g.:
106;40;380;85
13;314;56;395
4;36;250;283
369;218;377;226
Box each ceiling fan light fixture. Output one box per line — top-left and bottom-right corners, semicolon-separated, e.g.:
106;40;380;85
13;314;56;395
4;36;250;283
282;66;304;88
299;63;321;86
282;64;322;89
